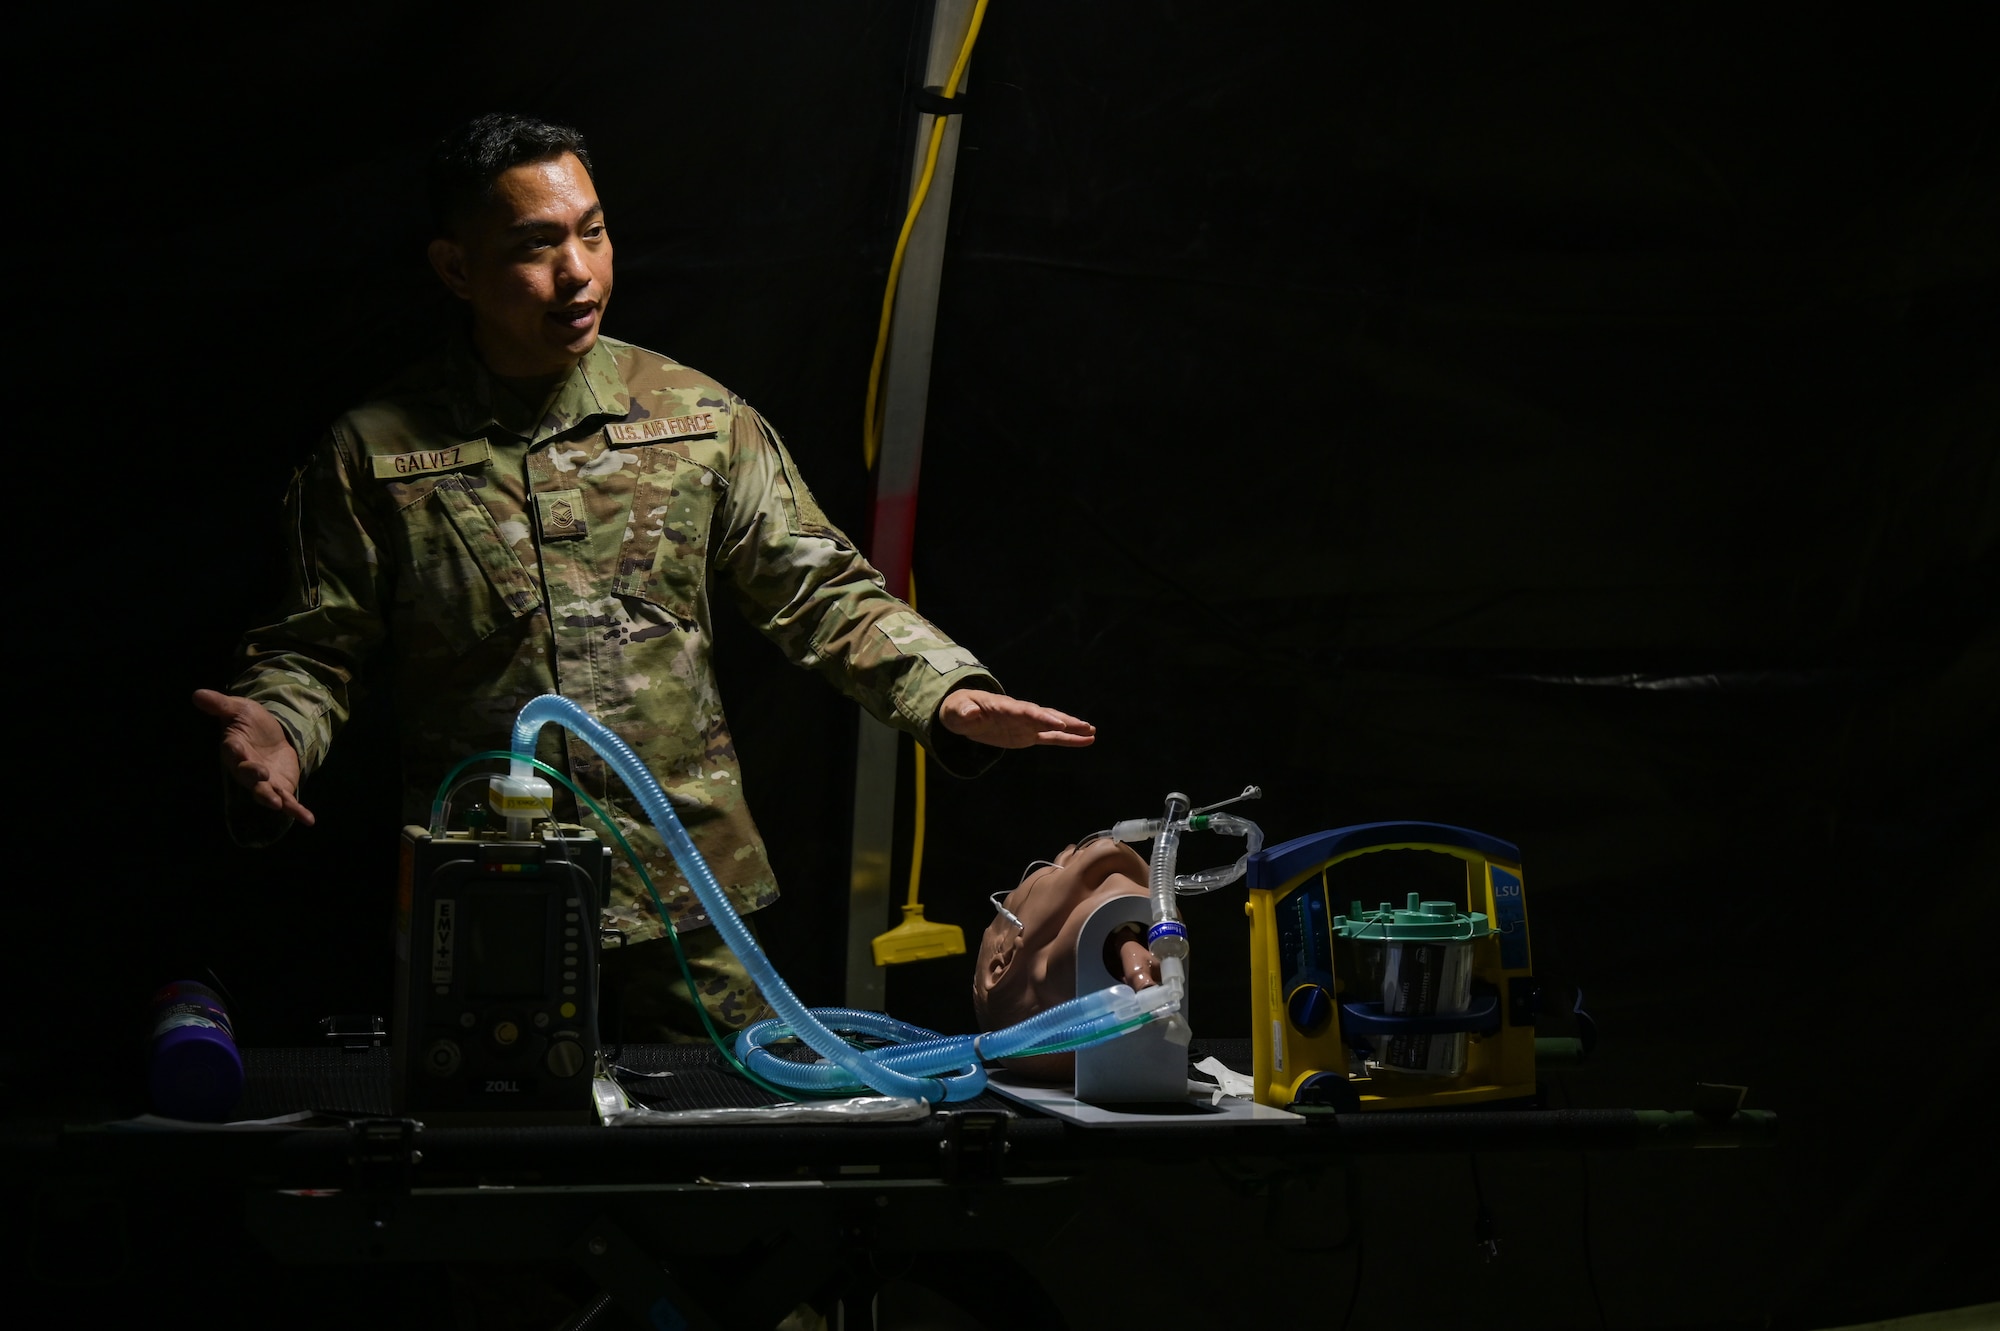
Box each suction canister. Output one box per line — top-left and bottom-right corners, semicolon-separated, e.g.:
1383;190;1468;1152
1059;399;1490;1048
1336;894;1490;1076
148;980;245;1121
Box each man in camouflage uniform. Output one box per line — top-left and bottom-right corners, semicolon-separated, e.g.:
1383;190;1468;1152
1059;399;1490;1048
195;114;1094;1040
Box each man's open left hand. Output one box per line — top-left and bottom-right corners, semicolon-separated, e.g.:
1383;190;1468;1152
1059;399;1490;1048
193;689;316;825
937;689;1096;749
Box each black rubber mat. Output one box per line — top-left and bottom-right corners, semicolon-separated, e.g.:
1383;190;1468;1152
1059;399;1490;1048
237;1047;393;1119
231;1040;1041;1121
604;1042;804;1112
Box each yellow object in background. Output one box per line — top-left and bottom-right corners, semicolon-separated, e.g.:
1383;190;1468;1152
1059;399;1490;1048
871;575;967;968
859;2;987;970
864;0;990;470
873;901;966;967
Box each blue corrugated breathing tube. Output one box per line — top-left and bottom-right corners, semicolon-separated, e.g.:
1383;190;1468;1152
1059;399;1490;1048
511;695;1176;1103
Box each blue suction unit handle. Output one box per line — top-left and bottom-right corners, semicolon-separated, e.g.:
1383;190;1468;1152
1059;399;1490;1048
1245;821;1521;892
1339;996;1502;1038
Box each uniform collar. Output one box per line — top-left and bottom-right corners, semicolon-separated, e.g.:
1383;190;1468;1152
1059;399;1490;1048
447;330;632;446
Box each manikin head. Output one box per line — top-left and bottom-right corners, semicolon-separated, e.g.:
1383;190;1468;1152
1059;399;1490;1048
972;837;1160;1081
425;113;614;381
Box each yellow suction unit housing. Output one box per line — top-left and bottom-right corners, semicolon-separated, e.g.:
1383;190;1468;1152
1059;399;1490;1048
1245;821;1538;1111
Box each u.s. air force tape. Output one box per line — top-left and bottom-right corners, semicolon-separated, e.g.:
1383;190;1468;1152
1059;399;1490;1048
369;439;491;479
605;412;719;446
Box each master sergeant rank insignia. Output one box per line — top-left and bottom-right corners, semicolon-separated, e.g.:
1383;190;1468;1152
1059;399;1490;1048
537;488;588;541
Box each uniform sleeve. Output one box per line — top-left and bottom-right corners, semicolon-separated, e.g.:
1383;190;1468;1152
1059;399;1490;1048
710;405;1003;778
224;429;390;841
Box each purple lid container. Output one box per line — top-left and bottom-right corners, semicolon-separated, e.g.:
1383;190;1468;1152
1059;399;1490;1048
149;981;245;1122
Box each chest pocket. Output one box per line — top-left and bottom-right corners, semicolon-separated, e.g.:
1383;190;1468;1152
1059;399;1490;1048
610;449;723;625
400;473;543;656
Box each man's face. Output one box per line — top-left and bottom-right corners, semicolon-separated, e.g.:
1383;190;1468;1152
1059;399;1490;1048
428;152;614;378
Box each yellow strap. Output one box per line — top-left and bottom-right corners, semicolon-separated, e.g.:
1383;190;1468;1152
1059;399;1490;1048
863;0;990;470
907;726;929;909
906;571;929;908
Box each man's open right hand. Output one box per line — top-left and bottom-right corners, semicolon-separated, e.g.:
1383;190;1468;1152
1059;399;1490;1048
192;690;316;826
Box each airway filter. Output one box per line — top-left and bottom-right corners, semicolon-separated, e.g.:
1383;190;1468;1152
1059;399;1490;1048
148;980;245;1121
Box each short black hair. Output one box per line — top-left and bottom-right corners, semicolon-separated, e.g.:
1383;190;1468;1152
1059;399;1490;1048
426;113;594;236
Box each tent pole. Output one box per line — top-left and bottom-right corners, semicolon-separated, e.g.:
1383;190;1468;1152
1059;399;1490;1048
845;0;980;1010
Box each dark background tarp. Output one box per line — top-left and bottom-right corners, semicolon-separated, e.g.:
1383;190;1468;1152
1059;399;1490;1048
22;2;1996;1326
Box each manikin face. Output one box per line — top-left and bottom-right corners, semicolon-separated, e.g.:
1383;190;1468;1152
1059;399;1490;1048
973;837;1160;1081
426;152;614;379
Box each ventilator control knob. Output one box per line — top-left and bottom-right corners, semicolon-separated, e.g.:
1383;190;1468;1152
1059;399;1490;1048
1287;983;1333;1037
424;1038;462;1077
544;1039;586;1078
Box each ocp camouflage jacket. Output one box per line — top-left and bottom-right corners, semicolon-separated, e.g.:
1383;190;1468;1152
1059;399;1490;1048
231;334;999;938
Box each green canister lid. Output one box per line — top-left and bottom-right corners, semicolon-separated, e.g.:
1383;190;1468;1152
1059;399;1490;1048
1334;891;1491;941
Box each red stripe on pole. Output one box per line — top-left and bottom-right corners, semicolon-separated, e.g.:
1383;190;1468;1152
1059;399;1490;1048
868;488;920;600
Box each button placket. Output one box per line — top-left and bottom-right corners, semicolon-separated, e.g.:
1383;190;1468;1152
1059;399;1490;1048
521;447;568;696
529;434;642;813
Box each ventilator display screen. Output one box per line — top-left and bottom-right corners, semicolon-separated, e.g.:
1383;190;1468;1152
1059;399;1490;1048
464;888;550;999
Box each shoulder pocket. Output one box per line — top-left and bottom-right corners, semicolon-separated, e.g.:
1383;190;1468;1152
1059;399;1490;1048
731;406;846;543
774;441;845;541
405;474;543;655
610;449;721;624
